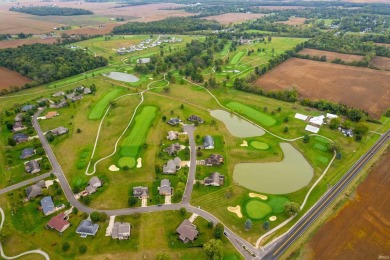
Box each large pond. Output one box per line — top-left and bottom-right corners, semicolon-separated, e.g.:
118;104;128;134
210;110;265;137
233;143;313;194
104;72;139;83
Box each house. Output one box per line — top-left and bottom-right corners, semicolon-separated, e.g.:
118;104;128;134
40;196;55;216
37;98;49;104
163;157;181;174
133;186;149;199
20;148;35;159
76;219;99;238
85;176;102;195
12;121;26;132
25;160;41;174
21;105;35;112
205;154;224;166
167;118;181;126
13;133;29;144
52;91;65;97
111;222;131;240
26;180;46;199
72;95;83;102
188;115;204;124
326;113;338;119
294;113;308;121
204;172;225;186
305;125;320;134
203;135;214;149
66;92;76;100
164;143;181;156
166;131;179;141
309;115;325;126
158;179;172;196
52;100;68;109
46;212;70;233
176;219;199;243
14;113;24;122
50;126;69;136
45;111;59;119
84;88;92;95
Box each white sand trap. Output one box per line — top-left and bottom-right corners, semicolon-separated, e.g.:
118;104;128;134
137;158;142;168
249;192;268;200
269;216;277;221
109;165;120;172
240;140;248;147
227;205;243;218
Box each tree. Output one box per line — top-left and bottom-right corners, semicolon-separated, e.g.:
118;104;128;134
207;221;214;229
90;211;100;222
0;227;9;243
303;135;310;143
213;223;224;239
62;242;70;251
7;138;16;146
283;117;289;123
244;219;252;230
285;202;300;216
204;239;223;260
329;117;341;130
284;127;289;133
72;207;79;215
79;244;87;254
328;142;341;152
179;207;186;216
180;104;184;109
156;253;171;260
77;128;81;133
36;147;45;155
162;115;167;122
128;196;138;206
263;221;270;230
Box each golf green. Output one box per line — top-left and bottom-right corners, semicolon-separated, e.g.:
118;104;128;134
251;141;269;150
118;157;136;168
245;200;272;220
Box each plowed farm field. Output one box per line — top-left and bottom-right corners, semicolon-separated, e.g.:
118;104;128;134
255;58;390;118
203;13;265;24
305;148;390;259
0;67;31;90
371;56;390;71
298;48;364;63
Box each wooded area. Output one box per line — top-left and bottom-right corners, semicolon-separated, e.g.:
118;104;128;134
9;6;93;16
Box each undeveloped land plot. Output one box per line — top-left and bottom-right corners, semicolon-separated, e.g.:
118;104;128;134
277;17;307;25
0;37;57;49
305;149;390;259
371;56;390;71
255;58;390;118
0;67;31;89
298;49;364;63
203;13;265;24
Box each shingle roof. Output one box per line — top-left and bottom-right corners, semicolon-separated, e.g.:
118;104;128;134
176;219;198;242
20;148;35;159
40;196;55;215
76;220;99;236
47;212;70;232
26;184;43;199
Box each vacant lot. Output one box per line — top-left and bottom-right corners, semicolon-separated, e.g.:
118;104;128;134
0;37;57;49
305;149;390;259
298;48;364;63
371;56;390;71
255;58;390;118
203;13;265;24
277;17;307;25
0;67;31;90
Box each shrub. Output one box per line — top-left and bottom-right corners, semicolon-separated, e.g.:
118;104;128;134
79;245;87;254
62;242;70;251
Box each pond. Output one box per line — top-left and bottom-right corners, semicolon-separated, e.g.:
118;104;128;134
104;72;139;83
210;110;265;137
233;143;313;194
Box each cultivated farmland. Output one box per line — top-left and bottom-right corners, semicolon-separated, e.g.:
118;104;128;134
277;17;307;25
255;58;390;118
298;48;364;63
88;88;124;120
0;67;31;90
203;13;265;25
371;56;390;71
226;102;277;127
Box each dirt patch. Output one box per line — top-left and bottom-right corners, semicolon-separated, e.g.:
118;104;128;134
203;13;265;25
298;48;364;63
0;37;57;49
306;148;390;259
370;56;390;71
255;58;390;118
0;67;31;90
227;205;243;218
277;17;307;26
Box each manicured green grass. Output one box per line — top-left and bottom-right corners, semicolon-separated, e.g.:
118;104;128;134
230;51;246;65
88;88;124;120
314;136;330;144
251;141;269;150
314;143;328;152
318;156;329;164
267;196;289;214
244;199;273;220
120;106;157;157
118;156;136;168
226;101;277;126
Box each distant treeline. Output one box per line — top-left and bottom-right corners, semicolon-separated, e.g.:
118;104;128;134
9;6;93;16
112;17;222;34
0;44;107;95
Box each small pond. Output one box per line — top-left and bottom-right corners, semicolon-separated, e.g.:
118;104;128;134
104;72;139;83
233;143;313;194
210;110;265;137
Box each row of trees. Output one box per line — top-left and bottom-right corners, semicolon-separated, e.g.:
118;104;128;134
9;6;93;16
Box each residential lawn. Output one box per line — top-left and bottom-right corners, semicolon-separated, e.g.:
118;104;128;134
88;88;124;120
226;101;277;126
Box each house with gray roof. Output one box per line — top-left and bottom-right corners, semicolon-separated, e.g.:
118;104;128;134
164;143;181;156
163;157;181;174
111;222;131;240
12;121;26;132
50;126;69;136
85;176;102;195
133;186;149;199
158;179;172;196
26;180;46;199
25;160;41;174
13;133;29;144
50;100;68;109
76;219;99;238
203;135;214;149
204;172;225;187
84;88;92;95
167;118;181;126
176;219;199;243
40;196;55;216
188;115;204;124
21;105;35;112
14;113;24;122
205;154;224;166
52;91;65;97
20;148;35;159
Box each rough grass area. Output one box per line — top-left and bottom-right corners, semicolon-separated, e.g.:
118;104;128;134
120;106;157;157
251;141;269;150
118;156;136;168
230;51;246;65
226;102;276;126
244;199;273;220
267;196;289;214
88;88;123;120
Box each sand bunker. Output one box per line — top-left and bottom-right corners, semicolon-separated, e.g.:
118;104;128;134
249;192;268;200
137;158;142;168
269;216;277;221
109;165;120;172
227;205;243;218
240;140;248;147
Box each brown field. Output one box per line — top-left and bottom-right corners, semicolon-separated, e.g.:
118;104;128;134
277;17;307;26
298;48;364;63
255;58;390;118
305;148;390;259
203;13;265;25
65;22;125;35
0;37;58;49
257;6;310;10
375;43;390;48
343;0;390;3
371;56;390;71
0;67;31;89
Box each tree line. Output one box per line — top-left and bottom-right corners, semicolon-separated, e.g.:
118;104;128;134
9;6;93;16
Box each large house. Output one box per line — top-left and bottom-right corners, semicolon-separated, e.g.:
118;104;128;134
46;212;70;233
76;219;99;238
133;186;149;199
205;154;224;166
50;100;68;109
14;113;24;122
50;126;69;136
12;121;26;132
188;115;204;124
26;180;46;199
45;111;59;119
166;131;179;141
164;143;181;156
111;222;131;240
52;91;65;97
176;220;199;243
203;135;214;149
20;148;35;159
163;157;181;174
85;176;102;195
21;104;35;112
158;179;172;196
204;172;225;187
167;118;181;126
25;160;41;174
40;196;55;216
13;133;29;144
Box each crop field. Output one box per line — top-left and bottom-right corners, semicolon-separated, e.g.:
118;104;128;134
371;56;390;71
255;58;390;118
226;102;277;126
257;6;310;10
203;13;265;25
0;67;31;90
120;106;157;158
88;88;124;120
298;48;364;63
0;37;57;49
277;17;307;25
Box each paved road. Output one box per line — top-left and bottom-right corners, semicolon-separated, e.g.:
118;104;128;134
181;124;196;205
0;172;51;196
262;129;390;260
